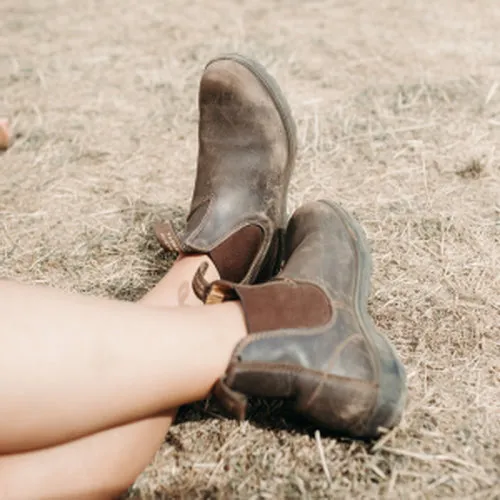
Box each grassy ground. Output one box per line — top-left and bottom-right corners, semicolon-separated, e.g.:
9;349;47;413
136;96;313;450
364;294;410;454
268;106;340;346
1;0;499;498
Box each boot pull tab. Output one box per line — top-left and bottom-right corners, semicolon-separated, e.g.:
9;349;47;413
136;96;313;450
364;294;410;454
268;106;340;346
213;378;248;421
154;220;187;253
192;261;239;304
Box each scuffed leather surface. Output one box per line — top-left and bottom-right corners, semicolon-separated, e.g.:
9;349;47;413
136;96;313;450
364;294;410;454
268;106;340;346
157;56;296;284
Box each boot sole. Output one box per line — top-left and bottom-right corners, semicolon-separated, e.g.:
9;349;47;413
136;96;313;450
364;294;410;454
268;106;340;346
319;200;407;433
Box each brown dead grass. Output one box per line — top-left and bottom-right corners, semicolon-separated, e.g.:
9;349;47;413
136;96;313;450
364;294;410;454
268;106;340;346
1;0;499;498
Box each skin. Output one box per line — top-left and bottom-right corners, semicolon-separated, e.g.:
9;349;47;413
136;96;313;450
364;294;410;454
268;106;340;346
0;255;247;499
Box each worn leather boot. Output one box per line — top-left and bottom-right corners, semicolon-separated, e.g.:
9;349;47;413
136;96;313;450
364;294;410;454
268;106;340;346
197;200;407;438
155;54;297;284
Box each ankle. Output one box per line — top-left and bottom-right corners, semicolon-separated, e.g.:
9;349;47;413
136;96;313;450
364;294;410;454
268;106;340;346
140;256;220;307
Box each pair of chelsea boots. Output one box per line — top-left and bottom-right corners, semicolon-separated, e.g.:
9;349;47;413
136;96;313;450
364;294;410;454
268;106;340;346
155;54;406;439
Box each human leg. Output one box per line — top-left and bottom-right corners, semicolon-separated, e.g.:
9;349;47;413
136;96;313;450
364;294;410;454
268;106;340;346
0;276;246;453
0;255;220;500
142;254;219;308
0;416;173;500
0;52;297;499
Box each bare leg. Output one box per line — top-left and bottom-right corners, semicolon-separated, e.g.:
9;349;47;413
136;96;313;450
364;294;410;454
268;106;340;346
143;254;219;308
0;417;173;500
0;256;237;499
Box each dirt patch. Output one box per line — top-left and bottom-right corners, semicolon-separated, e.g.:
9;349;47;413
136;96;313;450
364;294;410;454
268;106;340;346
1;0;499;498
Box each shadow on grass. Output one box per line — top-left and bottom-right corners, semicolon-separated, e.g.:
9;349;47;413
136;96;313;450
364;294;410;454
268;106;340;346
174;396;364;443
126;482;225;500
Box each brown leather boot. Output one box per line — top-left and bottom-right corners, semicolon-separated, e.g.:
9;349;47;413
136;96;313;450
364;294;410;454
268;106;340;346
155;54;297;284
197;200;407;439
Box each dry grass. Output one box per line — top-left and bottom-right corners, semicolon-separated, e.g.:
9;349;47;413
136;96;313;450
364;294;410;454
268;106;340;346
1;0;499;498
